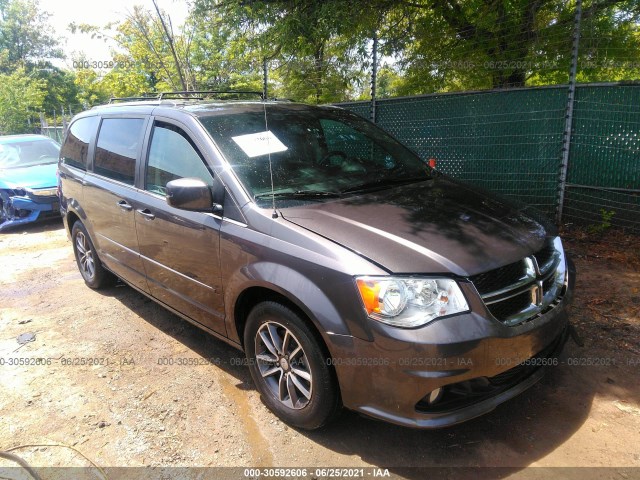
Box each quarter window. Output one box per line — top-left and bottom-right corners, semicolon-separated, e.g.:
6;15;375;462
94;118;145;185
145;123;213;195
60;116;99;170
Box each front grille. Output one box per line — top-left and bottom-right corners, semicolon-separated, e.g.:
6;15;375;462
471;261;525;296
486;291;532;321
471;239;564;326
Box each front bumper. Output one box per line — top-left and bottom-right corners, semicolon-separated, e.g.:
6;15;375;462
0;192;60;232
327;259;575;429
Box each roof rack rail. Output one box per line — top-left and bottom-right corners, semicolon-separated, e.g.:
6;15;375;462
108;94;160;104
158;90;264;100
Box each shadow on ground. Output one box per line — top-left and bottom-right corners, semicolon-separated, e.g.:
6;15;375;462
94;281;632;479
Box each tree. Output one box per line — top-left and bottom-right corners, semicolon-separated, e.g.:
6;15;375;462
0;0;62;71
27;65;81;116
0;0;69;126
0;66;45;133
112;5;197;91
390;0;640;90
195;0;372;103
188;5;264;92
203;0;640;96
71;4;199;93
63;0;640;104
72;62;110;108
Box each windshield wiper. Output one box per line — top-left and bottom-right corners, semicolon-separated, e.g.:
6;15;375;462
254;190;341;200
340;175;430;194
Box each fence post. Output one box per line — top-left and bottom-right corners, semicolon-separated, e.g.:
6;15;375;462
556;0;582;224
370;30;378;123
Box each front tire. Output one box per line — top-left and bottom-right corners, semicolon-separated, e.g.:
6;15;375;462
71;221;115;289
244;301;341;430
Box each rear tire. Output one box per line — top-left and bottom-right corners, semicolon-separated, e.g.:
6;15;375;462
71;221;116;289
244;301;341;430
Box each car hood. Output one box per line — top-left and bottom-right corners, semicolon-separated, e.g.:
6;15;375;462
0;163;58;190
280;177;554;277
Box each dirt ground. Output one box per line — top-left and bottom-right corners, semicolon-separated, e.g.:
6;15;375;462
0;219;639;479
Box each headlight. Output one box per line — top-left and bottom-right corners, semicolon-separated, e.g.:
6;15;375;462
355;276;469;328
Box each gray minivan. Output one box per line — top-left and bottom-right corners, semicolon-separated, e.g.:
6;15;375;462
59;94;575;429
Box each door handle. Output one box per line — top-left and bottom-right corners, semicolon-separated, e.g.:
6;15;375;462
137;208;155;220
117;200;133;211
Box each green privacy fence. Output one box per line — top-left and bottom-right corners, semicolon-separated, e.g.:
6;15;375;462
337;83;640;231
563;85;640;230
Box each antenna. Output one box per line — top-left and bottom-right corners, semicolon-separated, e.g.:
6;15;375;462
262;100;278;219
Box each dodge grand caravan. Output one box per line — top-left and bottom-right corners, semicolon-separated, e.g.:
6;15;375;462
59;93;575;430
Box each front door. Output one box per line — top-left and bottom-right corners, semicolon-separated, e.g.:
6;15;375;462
134;120;226;335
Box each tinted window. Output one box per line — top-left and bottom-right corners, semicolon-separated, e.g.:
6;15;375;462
145;123;213;196
94;118;145;185
61;116;99;170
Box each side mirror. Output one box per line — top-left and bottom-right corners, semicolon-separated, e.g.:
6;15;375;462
165;178;220;212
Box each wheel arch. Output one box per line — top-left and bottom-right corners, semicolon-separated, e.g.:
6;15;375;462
66;210;81;236
233;285;330;356
226;261;353;351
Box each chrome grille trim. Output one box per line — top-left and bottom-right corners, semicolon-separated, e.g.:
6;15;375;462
483;283;535;305
536;253;560;276
472;238;566;326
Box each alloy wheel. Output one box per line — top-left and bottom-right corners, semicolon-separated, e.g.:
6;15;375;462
75;231;95;280
255;321;313;409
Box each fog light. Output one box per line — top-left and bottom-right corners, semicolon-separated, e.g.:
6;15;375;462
427;387;443;405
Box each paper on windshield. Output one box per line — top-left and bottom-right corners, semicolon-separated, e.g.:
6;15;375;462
231;130;288;158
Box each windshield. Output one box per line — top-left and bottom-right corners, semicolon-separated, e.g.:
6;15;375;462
0;138;60;169
198;104;430;205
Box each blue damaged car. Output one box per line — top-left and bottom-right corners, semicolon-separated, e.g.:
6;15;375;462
0;134;61;232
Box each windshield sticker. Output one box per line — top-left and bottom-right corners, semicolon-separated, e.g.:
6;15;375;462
231;130;288;158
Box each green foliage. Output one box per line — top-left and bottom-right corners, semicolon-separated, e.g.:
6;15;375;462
588;209;616;234
198;0;639;97
0;0;69;128
73;66;110;107
112;5;192;92
0;0;62;71
0;66;45;133
187;6;263;91
196;0;372;103
0;0;637;124
28;65;80;115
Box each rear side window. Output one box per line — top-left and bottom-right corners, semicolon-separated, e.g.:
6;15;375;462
145;123;213;195
60;116;98;170
94;118;145;185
